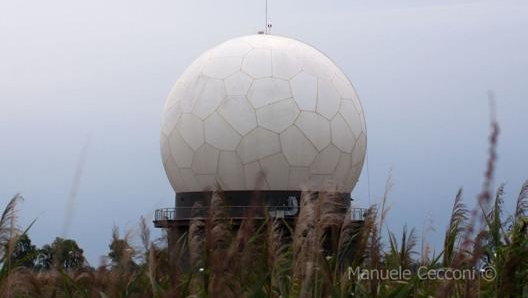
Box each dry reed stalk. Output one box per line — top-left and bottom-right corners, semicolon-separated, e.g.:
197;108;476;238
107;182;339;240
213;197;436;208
139;216;151;255
497;181;528;296
462;102;499;254
0;194;23;297
292;190;317;288
367;208;382;298
0;194;22;260
187;201;206;295
335;208;358;270
188;201;205;268
205;187;237;298
147;243;157;296
298;260;315;298
227;188;262;259
514;181;528;220
420;214;435;265
438;99;500;298
266;218;290;297
317;189;347;240
435;189;469;297
313;184;351;296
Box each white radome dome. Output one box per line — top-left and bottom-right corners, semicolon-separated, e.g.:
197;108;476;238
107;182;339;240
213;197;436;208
161;34;366;194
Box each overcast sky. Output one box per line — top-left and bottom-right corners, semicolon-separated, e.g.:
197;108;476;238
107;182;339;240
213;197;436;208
1;0;527;264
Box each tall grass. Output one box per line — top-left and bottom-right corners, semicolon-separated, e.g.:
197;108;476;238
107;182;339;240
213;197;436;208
2;182;527;297
1;119;527;297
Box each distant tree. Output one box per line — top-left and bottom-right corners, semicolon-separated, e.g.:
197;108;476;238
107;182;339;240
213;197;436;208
34;244;52;271
9;233;37;268
51;237;86;270
35;237;86;270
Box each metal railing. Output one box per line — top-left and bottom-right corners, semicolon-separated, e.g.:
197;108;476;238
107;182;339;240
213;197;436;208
154;206;367;222
350;208;368;221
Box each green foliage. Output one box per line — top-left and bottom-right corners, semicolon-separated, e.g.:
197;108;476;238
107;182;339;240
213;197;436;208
42;237;86;271
9;233;37;268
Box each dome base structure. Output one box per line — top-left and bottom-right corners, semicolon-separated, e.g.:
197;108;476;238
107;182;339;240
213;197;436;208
153;190;367;273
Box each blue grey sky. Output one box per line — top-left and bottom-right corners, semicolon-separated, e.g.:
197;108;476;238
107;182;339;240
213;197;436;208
1;0;527;264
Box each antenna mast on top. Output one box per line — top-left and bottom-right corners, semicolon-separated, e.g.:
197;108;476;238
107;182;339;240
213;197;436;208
265;0;272;34
265;0;267;33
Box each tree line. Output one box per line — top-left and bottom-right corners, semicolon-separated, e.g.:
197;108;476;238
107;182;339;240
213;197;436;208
6;221;146;273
